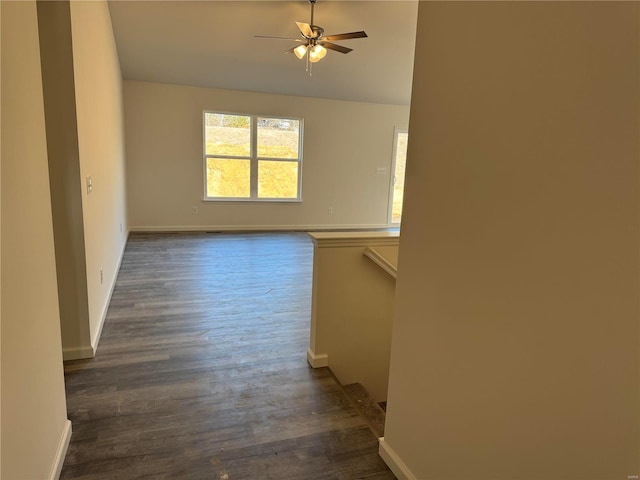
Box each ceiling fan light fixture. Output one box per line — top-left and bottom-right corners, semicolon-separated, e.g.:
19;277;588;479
294;44;308;59
255;0;367;73
309;44;327;63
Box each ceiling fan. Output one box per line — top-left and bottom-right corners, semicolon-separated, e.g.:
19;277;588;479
255;0;368;73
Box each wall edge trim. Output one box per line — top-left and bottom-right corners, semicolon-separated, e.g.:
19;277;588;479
49;419;72;480
378;437;417;480
306;348;329;368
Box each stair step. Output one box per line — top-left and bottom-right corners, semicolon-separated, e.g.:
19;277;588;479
343;383;386;438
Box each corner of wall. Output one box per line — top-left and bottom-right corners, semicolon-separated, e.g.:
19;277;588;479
62;346;94;361
48;420;72;480
306;348;329;368
378;438;417;480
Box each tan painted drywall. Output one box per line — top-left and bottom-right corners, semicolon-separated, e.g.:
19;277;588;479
124;80;409;230
37;0;92;358
70;0;128;351
36;0;128;359
1;1;3;472
309;238;397;401
384;2;639;479
1;2;70;478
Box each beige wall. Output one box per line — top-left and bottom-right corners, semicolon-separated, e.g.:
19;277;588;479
1;1;3;473
38;0;93;360
124;80;409;230
1;2;70;478
308;234;398;402
37;0;127;360
70;0;128;351
383;2;639;479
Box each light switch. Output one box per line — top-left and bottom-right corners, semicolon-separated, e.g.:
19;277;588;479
376;167;388;175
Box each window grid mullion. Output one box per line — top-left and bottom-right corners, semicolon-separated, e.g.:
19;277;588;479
256;157;300;162
250;116;258;198
205;154;251;161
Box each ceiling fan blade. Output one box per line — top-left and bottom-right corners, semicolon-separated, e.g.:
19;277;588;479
296;22;313;38
254;35;303;42
319;41;353;54
322;31;368;42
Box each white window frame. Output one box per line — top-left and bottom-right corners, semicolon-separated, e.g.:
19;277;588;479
387;127;408;225
202;111;304;202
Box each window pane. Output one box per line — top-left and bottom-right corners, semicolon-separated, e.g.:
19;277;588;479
205;113;250;157
257;118;300;159
206;158;250;197
258;160;299;198
392;132;408;223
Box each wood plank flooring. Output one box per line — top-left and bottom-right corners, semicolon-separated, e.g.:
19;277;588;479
61;232;395;480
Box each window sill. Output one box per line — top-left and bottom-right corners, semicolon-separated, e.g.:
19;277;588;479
202;197;302;204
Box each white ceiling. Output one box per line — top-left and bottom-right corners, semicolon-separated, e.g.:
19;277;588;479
107;0;418;105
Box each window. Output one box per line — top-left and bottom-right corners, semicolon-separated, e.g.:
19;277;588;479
204;112;303;201
388;128;408;224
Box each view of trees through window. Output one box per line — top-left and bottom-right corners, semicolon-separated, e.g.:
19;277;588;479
204;113;301;200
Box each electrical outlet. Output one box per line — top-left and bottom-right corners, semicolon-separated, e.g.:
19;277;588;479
100;268;103;285
86;176;93;195
120;223;123;233
192;207;198;215
328;207;334;215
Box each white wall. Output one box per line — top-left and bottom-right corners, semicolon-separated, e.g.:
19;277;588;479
124;80;409;231
383;2;639;479
70;0;128;352
1;2;71;478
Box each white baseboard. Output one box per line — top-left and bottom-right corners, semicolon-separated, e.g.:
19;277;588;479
378;437;417;480
130;223;392;233
306;348;329;368
91;310;107;357
49;419;72;480
62;345;94;361
91;232;128;353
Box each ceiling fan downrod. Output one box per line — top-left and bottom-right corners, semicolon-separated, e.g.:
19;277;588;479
309;0;315;29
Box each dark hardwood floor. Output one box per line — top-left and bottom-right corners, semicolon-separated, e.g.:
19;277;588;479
61;232;395;480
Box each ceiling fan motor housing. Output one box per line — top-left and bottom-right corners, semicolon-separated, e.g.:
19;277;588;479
310;26;323;40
